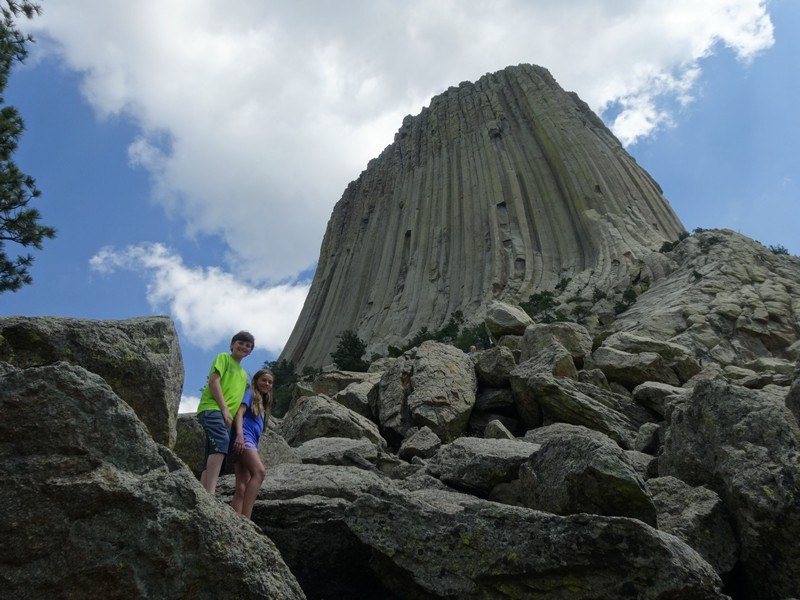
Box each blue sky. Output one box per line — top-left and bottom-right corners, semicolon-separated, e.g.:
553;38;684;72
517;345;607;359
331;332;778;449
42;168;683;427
1;1;797;412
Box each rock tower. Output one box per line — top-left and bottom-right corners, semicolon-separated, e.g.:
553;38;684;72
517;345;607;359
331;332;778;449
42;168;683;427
282;64;685;368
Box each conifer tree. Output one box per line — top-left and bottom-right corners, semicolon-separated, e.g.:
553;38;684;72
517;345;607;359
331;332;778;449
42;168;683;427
0;1;54;293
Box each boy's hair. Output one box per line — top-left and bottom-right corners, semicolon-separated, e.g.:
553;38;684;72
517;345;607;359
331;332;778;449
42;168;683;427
231;330;255;348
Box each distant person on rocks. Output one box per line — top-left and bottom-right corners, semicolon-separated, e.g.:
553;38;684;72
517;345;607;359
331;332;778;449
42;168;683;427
467;345;478;357
197;330;255;495
228;368;274;519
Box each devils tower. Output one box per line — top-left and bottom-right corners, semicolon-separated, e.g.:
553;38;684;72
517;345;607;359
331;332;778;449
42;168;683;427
281;64;685;368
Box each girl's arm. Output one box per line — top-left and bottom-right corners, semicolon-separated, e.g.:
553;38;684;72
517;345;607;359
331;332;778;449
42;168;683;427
232;403;246;454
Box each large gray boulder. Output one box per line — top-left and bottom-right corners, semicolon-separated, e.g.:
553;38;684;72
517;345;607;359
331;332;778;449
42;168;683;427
345;486;726;599
659;379;800;600
520;424;657;526
484;301;534;339
278;394;387;449
514;373;643;448
0;362;304;599
588;345;680;390
602;331;701;384
397;426;441;461
0;315;183;446
647;476;738;577
331;373;382;419
294;436;380;469
473;345;517;387
218;464;395;599
519;321;593;367
425;437;539;497
375;341;476;445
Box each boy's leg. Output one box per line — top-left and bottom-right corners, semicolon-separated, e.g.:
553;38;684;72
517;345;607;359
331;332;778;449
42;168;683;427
202;452;226;495
197;410;230;496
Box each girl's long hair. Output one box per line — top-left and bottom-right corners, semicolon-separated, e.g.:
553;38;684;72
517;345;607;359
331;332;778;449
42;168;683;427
249;368;274;422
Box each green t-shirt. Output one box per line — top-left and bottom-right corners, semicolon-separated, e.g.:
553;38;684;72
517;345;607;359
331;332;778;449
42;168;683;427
196;353;248;415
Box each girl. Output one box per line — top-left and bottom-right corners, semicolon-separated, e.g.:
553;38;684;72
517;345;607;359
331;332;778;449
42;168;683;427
229;368;274;518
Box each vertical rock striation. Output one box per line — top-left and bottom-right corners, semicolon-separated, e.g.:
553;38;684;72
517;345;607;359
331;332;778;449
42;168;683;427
282;63;685;368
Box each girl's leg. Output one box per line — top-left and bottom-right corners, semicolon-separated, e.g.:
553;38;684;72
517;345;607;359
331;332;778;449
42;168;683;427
231;458;251;515
239;449;267;519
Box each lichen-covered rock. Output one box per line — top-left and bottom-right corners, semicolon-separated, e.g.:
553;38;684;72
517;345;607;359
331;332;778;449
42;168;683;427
345;486;726;599
515;373;642;448
484;301;534;339
659;379;800;600
647;476;738;577
589;345;680;390
218;464;394;599
278;394;387;449
473;345;517;387
294;436;380;468
520;424;657;526
632;381;687;417
375;341;476;445
331;374;381;419
602;332;701;384
425;437;539;497
483;419;515;440
397;426;441;461
519;321;593;368
0;315;183;446
0;363;304;599
310;370;380;398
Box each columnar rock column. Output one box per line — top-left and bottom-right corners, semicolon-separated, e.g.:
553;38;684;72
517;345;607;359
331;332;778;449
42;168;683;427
282;63;685;368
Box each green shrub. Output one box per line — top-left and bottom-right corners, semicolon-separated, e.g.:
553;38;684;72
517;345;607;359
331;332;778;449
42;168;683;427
331;330;369;372
555;277;572;292
264;358;297;417
768;244;789;255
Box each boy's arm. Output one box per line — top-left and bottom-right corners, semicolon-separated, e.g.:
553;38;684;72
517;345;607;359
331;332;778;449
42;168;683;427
232;404;246;454
208;371;233;428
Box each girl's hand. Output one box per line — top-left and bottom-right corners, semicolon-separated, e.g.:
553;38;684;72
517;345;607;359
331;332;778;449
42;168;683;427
233;434;245;455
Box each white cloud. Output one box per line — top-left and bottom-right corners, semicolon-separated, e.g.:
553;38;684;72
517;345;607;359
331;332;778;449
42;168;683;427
179;394;200;414
30;0;774;278
89;243;309;351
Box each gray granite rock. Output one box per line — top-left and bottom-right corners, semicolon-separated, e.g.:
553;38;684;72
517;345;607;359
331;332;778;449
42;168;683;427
278;394;387;449
397;425;441;461
647;476;738;577
0;315;183;446
473;344;517;386
659;379;800;599
425;437;540;496
345;486;725;599
0;362;304;599
520;424;657;526
375;341;476;445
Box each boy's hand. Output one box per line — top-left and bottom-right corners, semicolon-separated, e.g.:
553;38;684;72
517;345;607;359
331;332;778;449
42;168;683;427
222;407;233;428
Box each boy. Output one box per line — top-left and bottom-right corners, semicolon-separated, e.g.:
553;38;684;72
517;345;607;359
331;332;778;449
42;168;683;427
197;330;254;495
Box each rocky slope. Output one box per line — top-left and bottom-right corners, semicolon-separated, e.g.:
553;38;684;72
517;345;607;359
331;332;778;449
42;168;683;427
281;63;685;369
